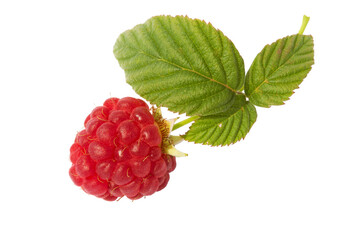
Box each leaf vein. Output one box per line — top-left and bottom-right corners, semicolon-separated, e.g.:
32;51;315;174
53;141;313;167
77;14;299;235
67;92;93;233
265;35;308;79
154;17;194;70
176;17;213;79
195;20;228;87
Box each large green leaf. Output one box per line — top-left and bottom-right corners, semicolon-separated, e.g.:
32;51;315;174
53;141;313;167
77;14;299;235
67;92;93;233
114;15;245;116
183;94;257;146
245;34;314;107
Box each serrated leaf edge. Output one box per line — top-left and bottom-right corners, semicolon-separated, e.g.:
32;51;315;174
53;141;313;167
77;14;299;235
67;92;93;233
183;101;257;147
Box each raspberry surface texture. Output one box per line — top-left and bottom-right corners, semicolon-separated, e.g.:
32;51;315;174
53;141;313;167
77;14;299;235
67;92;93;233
69;97;176;201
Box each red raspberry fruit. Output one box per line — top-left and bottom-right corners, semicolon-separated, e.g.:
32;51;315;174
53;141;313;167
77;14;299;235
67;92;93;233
69;97;176;201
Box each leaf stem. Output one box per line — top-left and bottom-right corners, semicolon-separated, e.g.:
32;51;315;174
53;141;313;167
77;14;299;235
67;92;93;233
172;116;200;131
298;15;310;35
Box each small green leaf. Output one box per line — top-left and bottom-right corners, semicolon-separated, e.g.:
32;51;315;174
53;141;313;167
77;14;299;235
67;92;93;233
183;94;257;146
114;15;245;116
245;34;314;107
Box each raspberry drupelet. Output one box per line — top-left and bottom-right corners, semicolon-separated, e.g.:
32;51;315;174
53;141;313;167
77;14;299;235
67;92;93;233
69;97;177;201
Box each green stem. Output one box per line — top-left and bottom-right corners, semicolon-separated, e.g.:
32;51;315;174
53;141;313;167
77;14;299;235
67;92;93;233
172;116;200;131
298;15;310;35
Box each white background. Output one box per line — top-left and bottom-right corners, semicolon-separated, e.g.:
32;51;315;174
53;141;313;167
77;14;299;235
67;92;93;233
1;0;359;239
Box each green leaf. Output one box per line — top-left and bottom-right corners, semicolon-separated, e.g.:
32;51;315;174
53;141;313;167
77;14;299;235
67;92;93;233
183;94;257;146
245;34;314;107
114;15;245;116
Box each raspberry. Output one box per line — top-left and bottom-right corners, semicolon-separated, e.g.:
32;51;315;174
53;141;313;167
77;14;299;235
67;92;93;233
129;141;150;157
88;141;113;161
90;106;110;120
151;158;168;177
70;143;83;164
140;176;160;196
140;125;162;146
112;163;134;186
108;110;129;125
114;145;131;162
130;158;151;177
117;120;140;145
75;155;95;178
131;107;154;126
69;97;177;201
